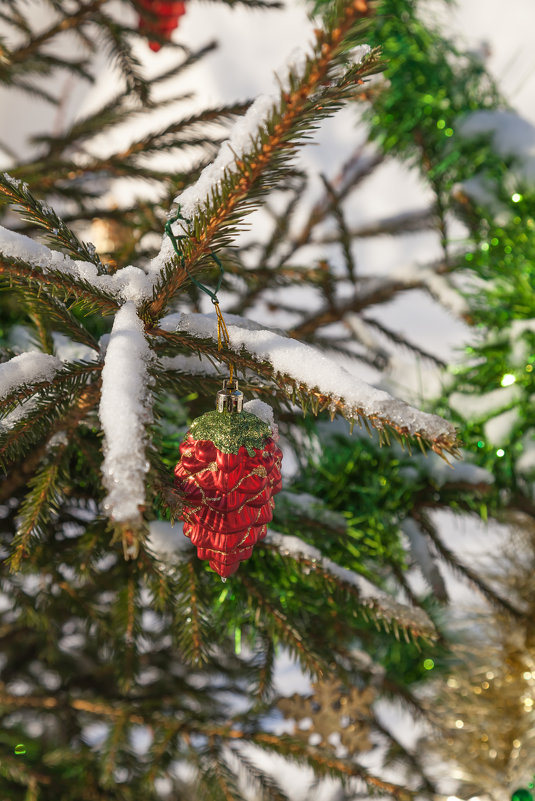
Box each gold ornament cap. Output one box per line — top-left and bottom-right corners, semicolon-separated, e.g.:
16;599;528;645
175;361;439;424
216;379;243;413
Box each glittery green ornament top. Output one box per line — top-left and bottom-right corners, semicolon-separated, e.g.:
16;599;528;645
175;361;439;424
189;410;272;455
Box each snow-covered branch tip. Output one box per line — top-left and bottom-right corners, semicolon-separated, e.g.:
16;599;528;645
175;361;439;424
157;312;460;457
0;225;156;308
99;302;153;549
145;0;379;317
0;352;62;404
266;531;436;640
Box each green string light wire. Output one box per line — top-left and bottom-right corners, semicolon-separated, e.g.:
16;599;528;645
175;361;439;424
165;208;234;381
164;208;224;303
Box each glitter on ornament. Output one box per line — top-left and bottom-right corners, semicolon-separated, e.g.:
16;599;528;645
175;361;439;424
174;380;282;578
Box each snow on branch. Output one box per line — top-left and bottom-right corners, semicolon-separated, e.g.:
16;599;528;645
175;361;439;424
0;225;154;305
145;0;379;315
266;531;436;639
99;302;153;526
0;352;62;402
159;311;459;454
394;263;469;318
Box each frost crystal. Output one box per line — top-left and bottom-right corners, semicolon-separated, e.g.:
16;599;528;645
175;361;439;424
99;302;153;523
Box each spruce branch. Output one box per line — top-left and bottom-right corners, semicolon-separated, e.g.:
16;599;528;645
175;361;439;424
0;361;101;420
0;254;120;315
149;323;460;457
240;575;328;677
0;173;104;267
288;273;433;338
362;316;447;368
411;510;524;619
8;444;68;572
316;207;437;243
206;729;412;800
94;11;150;104
0;378;101;502
0;372;97;470
146;0;381;318
7;0;107;65
174;557;212;664
261;540;436;642
230;750;290;801
18;289;101;353
320;173;356;282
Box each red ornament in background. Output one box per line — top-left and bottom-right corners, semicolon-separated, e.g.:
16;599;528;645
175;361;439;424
174;382;283;578
138;0;186;51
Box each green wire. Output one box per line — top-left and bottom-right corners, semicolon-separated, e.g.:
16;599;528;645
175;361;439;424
165;208;224;304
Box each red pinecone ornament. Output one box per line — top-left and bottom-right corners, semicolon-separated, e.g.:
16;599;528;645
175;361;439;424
174;388;282;578
138;0;186;51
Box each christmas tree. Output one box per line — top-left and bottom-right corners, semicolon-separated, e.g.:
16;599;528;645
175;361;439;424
0;0;532;798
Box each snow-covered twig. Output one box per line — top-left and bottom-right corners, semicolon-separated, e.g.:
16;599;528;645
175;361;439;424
266;531;436;638
0;225;155;304
160;311;459;451
0;352;61;401
99;302;153;526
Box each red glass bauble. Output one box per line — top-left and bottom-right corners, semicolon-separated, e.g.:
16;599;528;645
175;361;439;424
174;411;282;577
138;0;186;51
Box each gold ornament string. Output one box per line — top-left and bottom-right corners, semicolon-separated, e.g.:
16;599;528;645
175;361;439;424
213;300;234;383
165;209;235;383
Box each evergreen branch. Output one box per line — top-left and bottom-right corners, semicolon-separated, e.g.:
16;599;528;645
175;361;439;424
0;9;32;36
0;754;51;788
371;717;438;797
0;361;101;418
249;733;411;797
258;178;307;266
240;575;327;677
149;41;218;86
261;538;436;641
218;0;283;7
101;714;128;786
0;254;119;315
288;275;428;338
27;43;221;158
3;77;58;105
362;316;447;368
253;633;276;702
28;307;54;353
204;728;411;799
320;173;356;282
8;444;67;571
149;324;460;457
173;557;212;664
18;288;100;353
146;0;380;318
0;683;146;723
195;751;249;801
275;149;384;267
0;373;94;469
94;12;150;104
0;173;103;266
231;749;290;801
8;0;107;64
315;208;436;243
411;510;524;619
12;156;203;191
0;379;101;498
